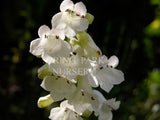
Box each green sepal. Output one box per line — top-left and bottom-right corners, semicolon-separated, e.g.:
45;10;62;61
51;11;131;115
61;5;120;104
82;110;92;118
37;55;41;58
85;13;94;24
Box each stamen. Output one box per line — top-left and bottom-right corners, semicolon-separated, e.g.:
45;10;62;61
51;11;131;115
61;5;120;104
97;51;101;55
44;34;48;38
81;15;85;18
49;48;53;52
65;9;69;12
91;96;95;100
74;112;78;118
76;14;80;16
56;76;61;80
72;52;77;55
67;80;70;84
57;76;61;78
108;105;115;111
100;66;103;70
65;108;68;112
81;91;84;96
56;36;59;39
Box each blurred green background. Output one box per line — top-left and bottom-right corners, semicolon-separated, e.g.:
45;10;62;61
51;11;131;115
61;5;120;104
1;0;160;120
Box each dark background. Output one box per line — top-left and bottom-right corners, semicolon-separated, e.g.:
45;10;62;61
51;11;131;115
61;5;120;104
1;0;160;119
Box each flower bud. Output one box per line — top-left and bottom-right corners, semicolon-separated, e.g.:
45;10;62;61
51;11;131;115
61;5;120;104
37;94;54;108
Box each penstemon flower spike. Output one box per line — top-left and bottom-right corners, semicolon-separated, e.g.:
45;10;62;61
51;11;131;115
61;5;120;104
29;0;124;120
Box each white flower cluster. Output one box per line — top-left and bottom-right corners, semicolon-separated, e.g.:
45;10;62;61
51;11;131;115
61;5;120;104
30;0;124;120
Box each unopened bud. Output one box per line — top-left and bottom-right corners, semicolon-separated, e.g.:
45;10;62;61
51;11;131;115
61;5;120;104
38;94;54;108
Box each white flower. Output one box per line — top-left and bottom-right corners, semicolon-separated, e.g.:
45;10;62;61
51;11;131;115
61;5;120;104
87;55;124;93
30;25;71;64
49;100;83;120
40;75;76;102
49;54;91;80
67;76;98;115
51;0;89;39
93;90;120;120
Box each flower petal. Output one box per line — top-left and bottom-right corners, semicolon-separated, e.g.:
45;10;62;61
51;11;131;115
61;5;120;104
105;68;124;85
51;13;77;39
106;98;120;110
49;101;83;120
93;90;106;103
41;76;55;91
68;90;98;115
87;70;99;87
41;76;76;102
51;28;65;40
41;38;71;64
51;13;63;29
45;39;71;58
49;107;65;120
71;18;89;31
98;55;108;65
74;2;87;16
108;55;119;68
98;110;112;120
42;53;56;64
38;25;50;37
63;26;76;39
99;75;114;93
30;38;43;56
60;0;74;12
99;68;124;92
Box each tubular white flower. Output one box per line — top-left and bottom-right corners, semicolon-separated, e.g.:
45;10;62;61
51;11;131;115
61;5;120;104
29;25;71;64
67;76;99;115
51;0;89;39
87;55;124;93
49;100;83;120
41;75;76;102
93;90;120;120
